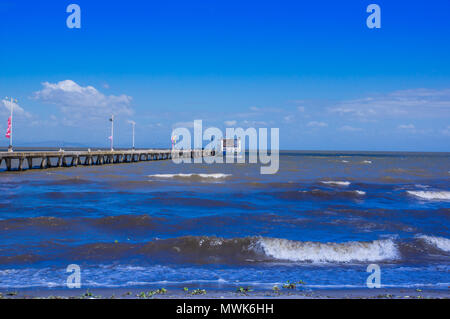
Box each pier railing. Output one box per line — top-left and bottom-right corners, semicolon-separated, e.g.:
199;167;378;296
0;149;215;171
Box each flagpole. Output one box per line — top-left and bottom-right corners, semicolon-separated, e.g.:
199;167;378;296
10;97;13;150
132;122;135;150
5;96;14;152
9;98;13;150
110;115;114;151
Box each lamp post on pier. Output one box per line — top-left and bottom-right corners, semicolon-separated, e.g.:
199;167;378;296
129;120;136;150
109;115;114;151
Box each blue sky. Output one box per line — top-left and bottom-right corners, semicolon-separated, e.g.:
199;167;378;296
0;0;449;151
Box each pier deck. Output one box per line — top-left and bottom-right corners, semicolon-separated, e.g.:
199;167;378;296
0;149;215;171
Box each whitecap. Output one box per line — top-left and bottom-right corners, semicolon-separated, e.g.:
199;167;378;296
320;181;351;186
407;190;450;201
257;237;399;263
416;235;450;252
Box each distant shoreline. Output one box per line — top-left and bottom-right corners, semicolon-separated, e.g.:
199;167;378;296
1;147;449;155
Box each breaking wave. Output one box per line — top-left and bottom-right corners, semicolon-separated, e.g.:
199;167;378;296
258;237;399;263
3;235;450;267
417;235;450;252
1;236;405;265
320;181;351;186
407;190;450;201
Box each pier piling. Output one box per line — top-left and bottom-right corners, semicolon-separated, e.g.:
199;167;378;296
0;149;215;172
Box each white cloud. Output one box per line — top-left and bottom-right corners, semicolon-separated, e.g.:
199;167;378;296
34;80;133;122
29;117;59;128
147;122;163;128
247;106;281;113
297;106;305;112
224;120;237;126
283;115;294;123
396;124;432;135
307;121;328;127
329;88;450;120
242;120;268;127
398;124;415;130
1;98;31;118
172;121;195;128
235;107;280;120
339;125;362;132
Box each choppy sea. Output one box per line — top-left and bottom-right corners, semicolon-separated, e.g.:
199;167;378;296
0;151;449;290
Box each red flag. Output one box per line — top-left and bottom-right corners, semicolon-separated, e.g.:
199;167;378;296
5;117;11;139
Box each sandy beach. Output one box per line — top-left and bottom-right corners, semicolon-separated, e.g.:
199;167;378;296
1;287;448;299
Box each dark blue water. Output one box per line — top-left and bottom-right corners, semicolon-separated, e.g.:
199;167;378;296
0;152;449;290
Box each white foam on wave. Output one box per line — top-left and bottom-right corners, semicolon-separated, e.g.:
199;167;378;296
257;237;399;263
361;160;372;164
148;173;231;179
407;190;450;201
353;190;366;196
417;235;450;252
320;181;351;186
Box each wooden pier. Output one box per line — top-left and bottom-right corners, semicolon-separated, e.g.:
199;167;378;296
0;149;215;171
